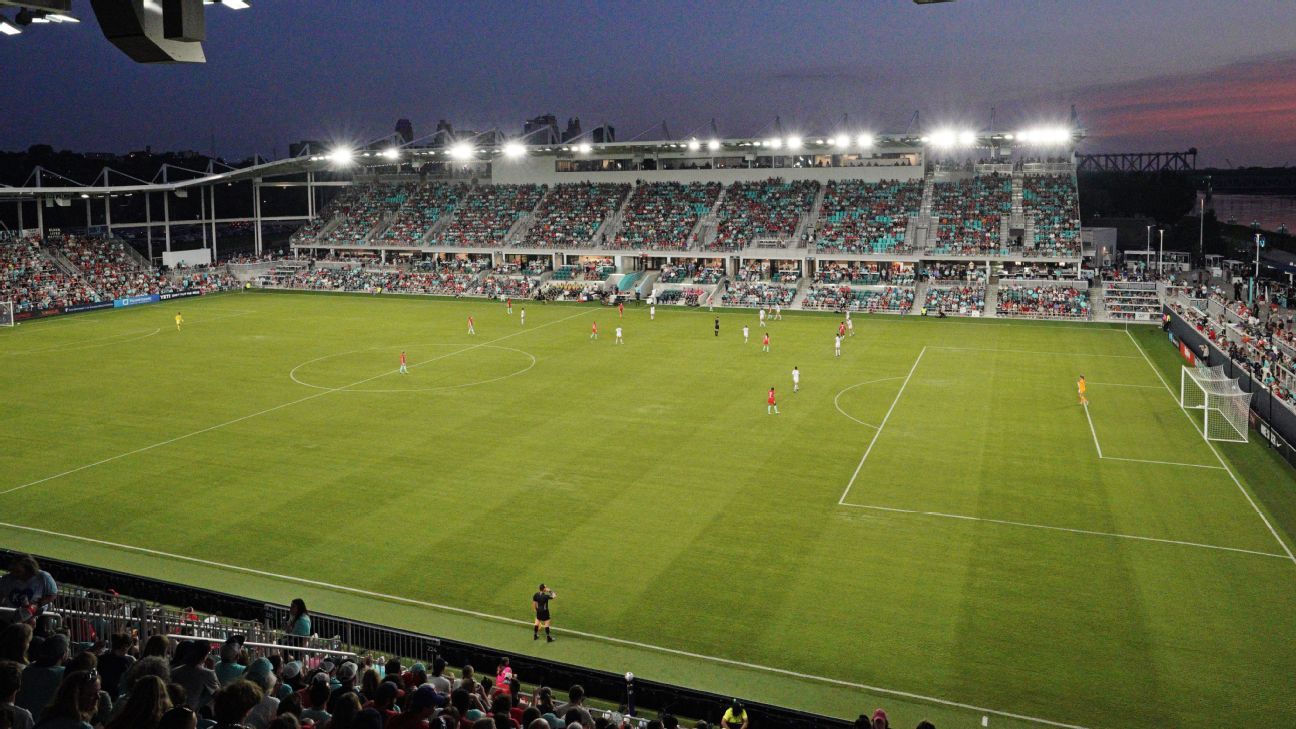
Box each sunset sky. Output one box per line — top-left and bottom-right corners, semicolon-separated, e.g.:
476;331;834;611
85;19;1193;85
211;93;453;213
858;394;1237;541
3;0;1294;167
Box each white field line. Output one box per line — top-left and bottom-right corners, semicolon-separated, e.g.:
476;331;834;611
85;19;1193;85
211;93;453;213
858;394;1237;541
1;328;161;356
1124;328;1296;566
836;503;1290;560
0;308;591;498
838;347;927;505
0;520;1092;729
929;346;1140;359
831;376;905;429
1087;381;1162;389
1100;455;1225;470
1082;403;1103;458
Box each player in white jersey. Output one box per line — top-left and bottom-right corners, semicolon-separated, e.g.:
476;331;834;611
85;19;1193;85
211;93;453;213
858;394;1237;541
520;307;526;326
774;303;782;320
792;366;800;393
650;304;656;320
759;308;767;327
834;335;842;357
847;317;855;337
615;326;624;344
742;325;749;343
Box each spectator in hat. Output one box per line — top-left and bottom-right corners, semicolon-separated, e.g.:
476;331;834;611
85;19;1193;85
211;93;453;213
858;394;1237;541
170;640;220;713
363;681;402;724
720;699;747;729
869;709;889;729
277;662;302;701
0;556;57;626
387;684;440;729
242;658;280;729
0;660;33;729
327;662;359;713
211;679;262;729
16;633;66;722
215;639;247;687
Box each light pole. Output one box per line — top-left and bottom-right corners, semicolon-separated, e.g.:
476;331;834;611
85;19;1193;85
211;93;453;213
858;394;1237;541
1146;224;1152;273
1253;233;1264;307
1157;228;1164;279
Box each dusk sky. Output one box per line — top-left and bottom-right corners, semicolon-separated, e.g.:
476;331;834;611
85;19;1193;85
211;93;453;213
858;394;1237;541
3;0;1295;167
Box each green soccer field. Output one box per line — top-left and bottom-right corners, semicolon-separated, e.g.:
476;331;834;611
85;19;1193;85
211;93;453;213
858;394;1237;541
3;290;1295;729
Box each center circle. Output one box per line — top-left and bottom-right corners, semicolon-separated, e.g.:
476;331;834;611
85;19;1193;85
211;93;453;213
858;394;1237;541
290;343;537;393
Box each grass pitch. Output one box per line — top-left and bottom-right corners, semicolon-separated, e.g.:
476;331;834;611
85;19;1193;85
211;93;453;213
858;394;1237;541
2;290;1296;729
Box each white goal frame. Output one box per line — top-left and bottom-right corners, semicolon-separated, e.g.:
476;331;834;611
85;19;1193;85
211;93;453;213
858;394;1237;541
0;300;13;328
1179;365;1252;443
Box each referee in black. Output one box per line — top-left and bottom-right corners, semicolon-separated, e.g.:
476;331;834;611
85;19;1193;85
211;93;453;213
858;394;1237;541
533;583;556;642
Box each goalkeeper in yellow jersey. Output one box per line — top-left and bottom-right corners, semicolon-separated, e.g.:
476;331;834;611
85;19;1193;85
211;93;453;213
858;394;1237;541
175;312;184;331
1077;375;1088;405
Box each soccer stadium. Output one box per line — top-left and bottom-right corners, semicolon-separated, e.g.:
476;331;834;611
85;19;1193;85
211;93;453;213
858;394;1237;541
2;3;1296;729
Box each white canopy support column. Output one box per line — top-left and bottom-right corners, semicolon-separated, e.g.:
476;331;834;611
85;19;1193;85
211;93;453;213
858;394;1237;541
145;192;154;262
210;183;219;261
253;177;263;256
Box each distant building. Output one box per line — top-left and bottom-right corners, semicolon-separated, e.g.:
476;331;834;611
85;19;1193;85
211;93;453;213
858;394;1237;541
562;117;582;143
592;124;615;144
395;119;414;144
523;114;560;145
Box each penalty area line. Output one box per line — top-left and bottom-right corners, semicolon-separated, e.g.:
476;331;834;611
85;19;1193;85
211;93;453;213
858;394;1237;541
836;503;1290;560
0;308;591;499
1124;328;1296;567
0;520;1093;729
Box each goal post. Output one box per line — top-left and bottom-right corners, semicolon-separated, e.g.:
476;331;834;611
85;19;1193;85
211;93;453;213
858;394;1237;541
0;301;13;328
1179;366;1252;443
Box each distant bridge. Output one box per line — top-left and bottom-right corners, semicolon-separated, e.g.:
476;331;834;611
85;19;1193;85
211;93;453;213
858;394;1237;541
1076;149;1197;173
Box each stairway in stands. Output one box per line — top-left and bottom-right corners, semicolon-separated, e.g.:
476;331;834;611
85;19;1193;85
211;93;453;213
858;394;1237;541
984;282;1000;317
911;281;928;315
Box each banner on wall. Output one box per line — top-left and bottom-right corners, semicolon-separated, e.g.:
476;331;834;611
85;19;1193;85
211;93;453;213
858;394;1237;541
159;290;202;301
114;294;160;308
64;302;115;314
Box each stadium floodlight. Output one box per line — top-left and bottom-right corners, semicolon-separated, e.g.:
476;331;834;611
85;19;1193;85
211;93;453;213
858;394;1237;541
0;16;21;35
786;136;803;150
576;143;593;154
326;147;355;165
381;147;400;161
687;139;701;152
707;139;721;151
47;13;80;23
857;133;874;148
832;135;849;149
958;130;977;147
928;129;957;148
449;142;475;160
766;137;783;150
503;142;526;158
204;0;252;8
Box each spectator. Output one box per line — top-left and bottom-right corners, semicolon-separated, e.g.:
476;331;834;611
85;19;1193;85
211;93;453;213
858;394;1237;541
105;675;170;729
33;669;98;729
284;601;310;645
352;707;384;729
720;699;747;729
277;662;302;701
141;635;171;660
212;680;263;729
363;681;400;724
170;640;220;713
16;634;65;722
0;557;57;627
915;722;936;729
0;661;32;729
298;682;330;727
158;706;197;729
869;709;889;729
0;626;32;665
61;654;110;728
326;693;362;729
266;716;300;729
97;634;135;701
428;659;451;694
388;684;440;729
241;659;280;729
327;662;359;713
215;639;247;687
275;692;301;721
555;686;593;729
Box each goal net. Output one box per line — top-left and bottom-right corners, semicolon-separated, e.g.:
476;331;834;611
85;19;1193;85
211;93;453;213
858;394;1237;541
0;301;13;328
1179;366;1252;442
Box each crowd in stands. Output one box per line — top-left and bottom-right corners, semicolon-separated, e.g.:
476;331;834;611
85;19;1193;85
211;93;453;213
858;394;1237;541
520;184;630;249
317;184;412;247
0;238;96;313
930;175;1011;255
611;182;721;250
924;285;985;316
436;185;545;248
813;263;914;286
707;179;817;251
997;284;1090;319
381;184;465;246
277;266;475;296
921;262;986;283
1173;292;1296;406
719;281;795;308
814;179;921;255
803;285;913;313
1022;175;1080;256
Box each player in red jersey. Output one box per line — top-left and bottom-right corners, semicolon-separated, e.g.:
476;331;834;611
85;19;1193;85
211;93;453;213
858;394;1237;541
618;301;625;318
761;332;770;353
506;297;513;314
838;321;847;338
767;387;779;415
399;351;408;375
467;315;476;335
590;321;599;340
